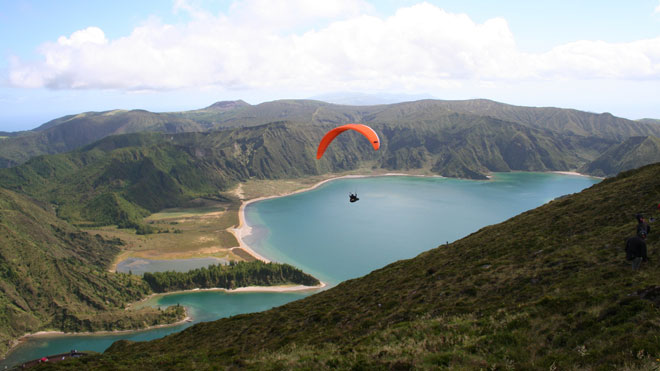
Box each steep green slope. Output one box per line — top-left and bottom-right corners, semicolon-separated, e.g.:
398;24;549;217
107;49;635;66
57;162;660;370
0;188;184;358
0;110;205;167
0;133;234;226
378;116;584;179
0;120;592;228
579;136;660;177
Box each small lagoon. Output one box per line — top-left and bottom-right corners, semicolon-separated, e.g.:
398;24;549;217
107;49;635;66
116;257;228;276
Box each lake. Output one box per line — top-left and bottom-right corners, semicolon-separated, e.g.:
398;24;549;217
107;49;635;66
0;172;600;367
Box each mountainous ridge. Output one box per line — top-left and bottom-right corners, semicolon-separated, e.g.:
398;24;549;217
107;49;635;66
0;119;604;228
3;98;660;176
0;110;205;167
48;158;660;370
412;99;660;140
579;135;660;177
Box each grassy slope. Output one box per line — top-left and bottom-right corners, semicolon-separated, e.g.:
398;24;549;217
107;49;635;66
579;136;660;177
58;162;660;370
0;189;184;358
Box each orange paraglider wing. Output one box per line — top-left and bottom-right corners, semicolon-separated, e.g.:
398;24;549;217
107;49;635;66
316;124;380;159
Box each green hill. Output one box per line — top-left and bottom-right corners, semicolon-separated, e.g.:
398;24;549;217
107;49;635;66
0;110;204;167
0;188;185;358
579;136;660;177
50;161;660;370
4;98;660;171
0;120;597;228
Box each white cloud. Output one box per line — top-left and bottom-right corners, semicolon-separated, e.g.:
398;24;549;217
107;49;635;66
8;1;660;93
655;1;660;14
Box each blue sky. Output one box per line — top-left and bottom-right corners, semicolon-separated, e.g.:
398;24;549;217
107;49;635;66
1;0;660;131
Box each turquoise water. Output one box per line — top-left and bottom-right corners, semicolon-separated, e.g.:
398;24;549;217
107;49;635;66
0;173;599;368
1;291;308;368
245;173;600;285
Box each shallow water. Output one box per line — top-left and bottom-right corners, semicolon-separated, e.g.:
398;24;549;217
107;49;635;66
0;173;600;367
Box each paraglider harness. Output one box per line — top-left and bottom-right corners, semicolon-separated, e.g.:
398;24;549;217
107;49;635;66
349;193;359;203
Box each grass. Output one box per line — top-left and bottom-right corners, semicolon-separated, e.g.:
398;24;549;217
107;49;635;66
0;188;188;359
49;162;660;370
85;198;245;269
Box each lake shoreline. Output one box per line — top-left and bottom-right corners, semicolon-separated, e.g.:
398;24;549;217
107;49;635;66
5;279;327;361
2;170;599;364
227;170;598;265
6;308;192;360
227;172;444;264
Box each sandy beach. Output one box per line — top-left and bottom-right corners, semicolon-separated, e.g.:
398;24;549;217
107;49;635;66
138;282;327;304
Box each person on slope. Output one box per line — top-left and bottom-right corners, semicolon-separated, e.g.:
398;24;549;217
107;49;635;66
626;214;651;270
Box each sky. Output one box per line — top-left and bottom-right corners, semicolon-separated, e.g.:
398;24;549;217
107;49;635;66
1;0;659;131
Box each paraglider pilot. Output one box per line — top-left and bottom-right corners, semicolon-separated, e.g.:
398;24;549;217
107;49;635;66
349;193;359;203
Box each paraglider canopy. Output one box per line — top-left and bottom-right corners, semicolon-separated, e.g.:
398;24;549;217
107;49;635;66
316;124;380;159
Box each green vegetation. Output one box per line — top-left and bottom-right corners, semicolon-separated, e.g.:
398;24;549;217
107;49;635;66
2;98;660;367
0;188;321;359
143;261;320;293
0;116;630;232
0;109;205;166
580;136;660;177
0;134;235;229
0;188;186;358
91;199;244;265
3;99;660;178
51;162;660;369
